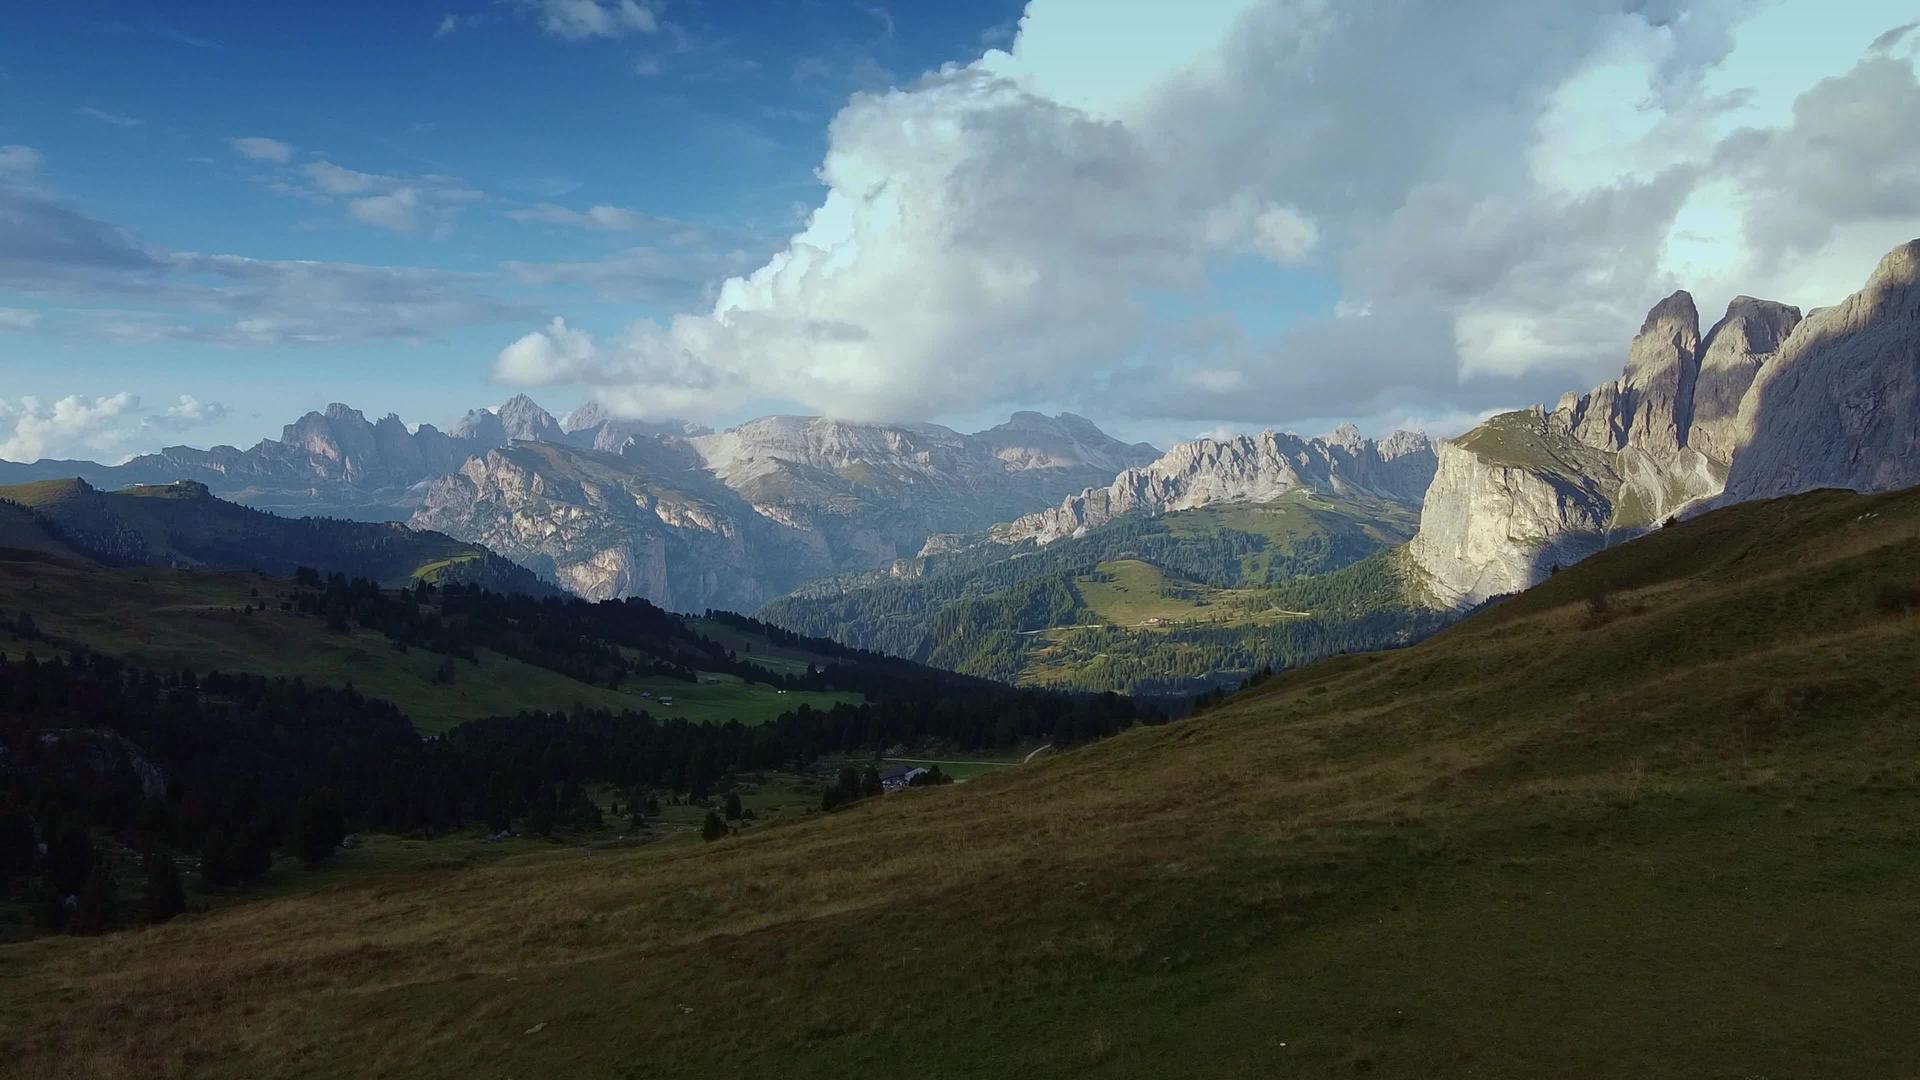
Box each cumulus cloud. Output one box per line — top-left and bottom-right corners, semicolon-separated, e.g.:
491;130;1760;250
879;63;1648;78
347;188;422;233
495;1;1920;429
0;392;234;462
140;394;230;434
1248;204;1318;264
227;136;293;163
1712;56;1920;273
0;393;140;462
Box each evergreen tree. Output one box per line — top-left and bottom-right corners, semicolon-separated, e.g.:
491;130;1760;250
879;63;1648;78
525;797;556;838
290;790;345;864
860;765;883;799
0;801;35;889
835;766;862;805
199;830;240;888
45;821;94;898
723;791;742;821
700;811;727;842
142;852;187;924
70;865;118;935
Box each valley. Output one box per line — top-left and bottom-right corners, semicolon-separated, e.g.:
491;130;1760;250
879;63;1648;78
763;492;1448;696
5;483;1916;1077
12;9;1920;1077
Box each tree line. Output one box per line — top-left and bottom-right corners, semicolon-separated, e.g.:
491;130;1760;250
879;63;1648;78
0;636;1146;936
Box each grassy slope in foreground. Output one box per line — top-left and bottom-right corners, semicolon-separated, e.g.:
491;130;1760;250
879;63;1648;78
0;554;858;733
5;487;1920;1078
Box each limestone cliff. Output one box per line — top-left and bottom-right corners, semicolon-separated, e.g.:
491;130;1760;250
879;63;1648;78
1409;238;1919;608
989;426;1435;547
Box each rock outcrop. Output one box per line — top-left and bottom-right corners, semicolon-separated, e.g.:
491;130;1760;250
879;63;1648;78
1721;240;1920;502
988;426;1436;546
1410;238;1920;608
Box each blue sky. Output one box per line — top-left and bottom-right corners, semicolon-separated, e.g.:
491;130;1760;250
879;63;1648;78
3;1;1919;463
0;0;1022;453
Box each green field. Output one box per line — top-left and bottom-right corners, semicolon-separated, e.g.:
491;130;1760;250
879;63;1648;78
7;486;1920;1078
1074;558;1311;629
621;672;859;726
687;616;850;674
0;554;857;733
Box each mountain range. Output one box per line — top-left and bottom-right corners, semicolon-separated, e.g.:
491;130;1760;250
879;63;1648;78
5;237;1917;633
1408;238;1920;606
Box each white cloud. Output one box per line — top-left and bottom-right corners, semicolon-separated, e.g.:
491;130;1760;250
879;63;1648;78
0;393;139;462
304;161;384;195
347;187;421;233
0;392;235;462
0;308;39;331
231;151;480;235
0;144;42;178
494;317;601;384
140;394;229;434
507;203;672;231
227;136;293;163
75;106;142;128
493;1;1920;428
524;0;656;41
1249;204;1318;264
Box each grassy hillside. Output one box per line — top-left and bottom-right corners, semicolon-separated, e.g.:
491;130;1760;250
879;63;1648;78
0;478;546;593
0;553;857;733
763;493;1434;694
7;485;1917;1078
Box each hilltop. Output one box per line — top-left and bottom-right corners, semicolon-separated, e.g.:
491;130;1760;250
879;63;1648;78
5;482;1915;1077
0;477;546;595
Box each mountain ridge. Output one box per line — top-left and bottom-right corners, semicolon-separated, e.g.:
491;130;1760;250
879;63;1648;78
1409;236;1920;607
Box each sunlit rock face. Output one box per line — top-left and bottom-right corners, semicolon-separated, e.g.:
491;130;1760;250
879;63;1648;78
1409;239;1920;608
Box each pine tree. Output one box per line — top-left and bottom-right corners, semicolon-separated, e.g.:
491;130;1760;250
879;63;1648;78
70;865;118;935
723;791;742;820
142;852;187;924
290;790;345;864
700;811;727;842
199;830;240;888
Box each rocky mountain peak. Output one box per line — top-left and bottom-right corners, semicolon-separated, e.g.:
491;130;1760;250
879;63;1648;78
1413;237;1920;609
496;395;561;442
1690;295;1802;464
989;425;1437;547
1865;238;1920;294
1721;237;1920;504
1378;429;1434;459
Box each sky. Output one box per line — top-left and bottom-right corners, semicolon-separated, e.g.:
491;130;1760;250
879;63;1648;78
2;0;1919;463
